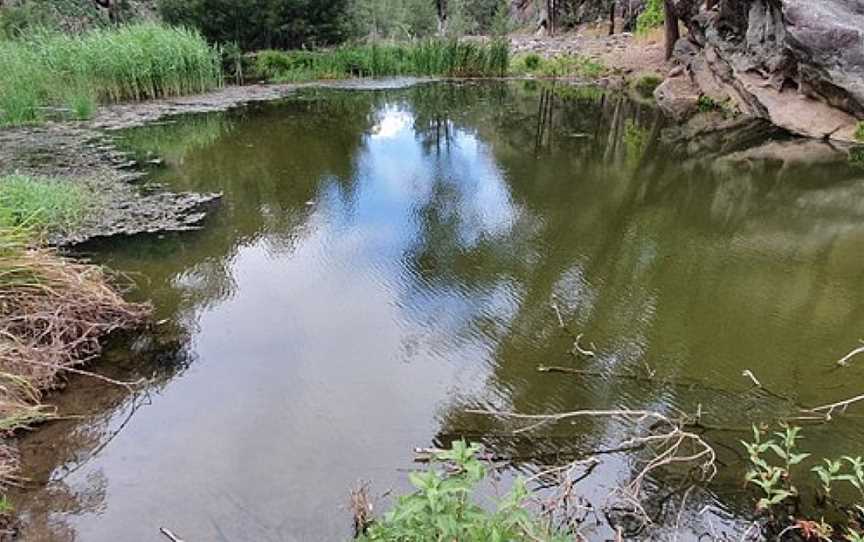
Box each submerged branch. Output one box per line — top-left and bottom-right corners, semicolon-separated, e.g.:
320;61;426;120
801;393;864;421
836;341;864;367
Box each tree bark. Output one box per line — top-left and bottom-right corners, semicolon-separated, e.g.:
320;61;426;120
609;0;616;35
436;0;447;35
663;0;679;60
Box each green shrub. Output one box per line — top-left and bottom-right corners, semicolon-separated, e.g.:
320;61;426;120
0;23;222;125
633;74;662;96
523;53;542;71
697;95;720;113
0;175;88;234
636;0;665;35
359;441;566;542
537;55;606;78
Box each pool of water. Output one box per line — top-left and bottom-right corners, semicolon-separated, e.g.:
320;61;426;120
12;81;864;541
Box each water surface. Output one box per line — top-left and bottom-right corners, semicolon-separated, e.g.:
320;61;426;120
13;81;864;541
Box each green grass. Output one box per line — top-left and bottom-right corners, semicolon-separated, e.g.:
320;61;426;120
855;121;864;143
510;53;607;79
0;175;88;235
0;22;223;125
254;39;510;82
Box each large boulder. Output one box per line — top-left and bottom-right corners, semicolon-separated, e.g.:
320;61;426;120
661;0;864;142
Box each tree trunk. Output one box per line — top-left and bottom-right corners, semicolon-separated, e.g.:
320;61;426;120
436;0;447;35
608;0;616;35
663;0;679;60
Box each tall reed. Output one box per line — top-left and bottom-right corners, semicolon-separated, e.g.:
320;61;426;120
255;38;510;82
0;22;223;125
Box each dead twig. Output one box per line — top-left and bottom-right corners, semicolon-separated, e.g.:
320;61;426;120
801;393;864;421
465;407;717;501
159;527;185;542
570;333;596;358
837;340;864;367
350;481;374;537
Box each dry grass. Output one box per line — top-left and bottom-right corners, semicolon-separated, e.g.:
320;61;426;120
0;229;149;492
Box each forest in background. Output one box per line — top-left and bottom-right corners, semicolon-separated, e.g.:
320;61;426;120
0;0;632;49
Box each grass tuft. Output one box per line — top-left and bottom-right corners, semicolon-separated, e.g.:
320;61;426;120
0;175;89;236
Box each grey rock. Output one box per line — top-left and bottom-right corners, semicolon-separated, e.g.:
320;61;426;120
662;0;863;141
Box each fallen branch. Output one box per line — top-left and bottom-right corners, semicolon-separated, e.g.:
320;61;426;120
570;334;596;358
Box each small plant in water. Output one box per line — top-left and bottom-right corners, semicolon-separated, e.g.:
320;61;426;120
813;456;864;500
358;441;565;541
743;424;810;510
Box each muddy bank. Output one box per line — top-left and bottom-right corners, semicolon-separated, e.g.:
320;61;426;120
0;78;430;246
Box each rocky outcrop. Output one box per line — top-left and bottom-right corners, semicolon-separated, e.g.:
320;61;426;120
656;0;864;142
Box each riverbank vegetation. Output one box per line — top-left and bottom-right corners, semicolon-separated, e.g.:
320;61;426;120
254;39;509;81
0;175;148;521
355;442;566;541
0;22;222;125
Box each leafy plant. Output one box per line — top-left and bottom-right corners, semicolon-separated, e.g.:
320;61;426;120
743;425;810;510
360;441;565;542
813;456;864;500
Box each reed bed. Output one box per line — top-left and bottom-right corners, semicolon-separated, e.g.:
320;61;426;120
0;22;223;125
254;39;510;82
